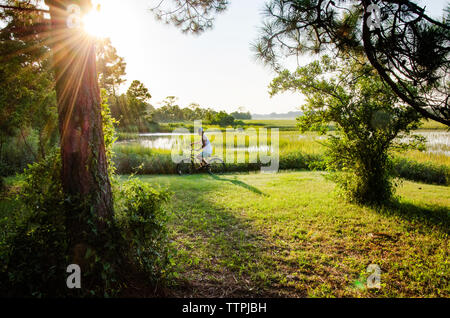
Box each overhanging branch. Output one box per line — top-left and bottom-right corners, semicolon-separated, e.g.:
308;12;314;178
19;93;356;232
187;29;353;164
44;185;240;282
0;4;49;13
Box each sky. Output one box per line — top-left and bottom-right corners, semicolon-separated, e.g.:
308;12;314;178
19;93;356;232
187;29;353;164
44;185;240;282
59;0;450;114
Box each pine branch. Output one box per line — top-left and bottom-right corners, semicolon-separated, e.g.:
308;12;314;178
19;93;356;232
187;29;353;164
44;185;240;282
0;4;49;13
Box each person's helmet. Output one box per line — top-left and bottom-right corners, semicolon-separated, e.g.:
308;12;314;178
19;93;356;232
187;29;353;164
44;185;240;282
198;128;203;134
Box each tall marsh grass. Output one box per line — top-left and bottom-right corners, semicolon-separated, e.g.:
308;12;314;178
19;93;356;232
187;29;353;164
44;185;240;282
391;157;449;185
114;130;449;185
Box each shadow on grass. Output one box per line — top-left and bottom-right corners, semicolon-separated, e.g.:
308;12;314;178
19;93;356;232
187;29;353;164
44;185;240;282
166;178;283;297
208;174;268;196
376;200;450;234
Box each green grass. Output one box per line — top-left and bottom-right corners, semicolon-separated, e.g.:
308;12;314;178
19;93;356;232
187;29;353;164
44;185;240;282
419;119;448;130
132;171;449;297
116;130;448;167
114;130;448;184
1;171;448;297
116;121;448;168
243;118;448;131
243;119;298;130
118;119;448;134
395;149;450;167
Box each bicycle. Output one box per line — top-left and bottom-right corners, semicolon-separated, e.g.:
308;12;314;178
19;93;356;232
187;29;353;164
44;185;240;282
176;147;226;176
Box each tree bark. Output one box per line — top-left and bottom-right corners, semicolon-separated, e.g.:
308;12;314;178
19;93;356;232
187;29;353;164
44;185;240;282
44;0;113;257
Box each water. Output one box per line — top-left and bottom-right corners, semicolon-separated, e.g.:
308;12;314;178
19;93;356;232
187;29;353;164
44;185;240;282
117;133;273;153
415;131;450;156
117;133;190;150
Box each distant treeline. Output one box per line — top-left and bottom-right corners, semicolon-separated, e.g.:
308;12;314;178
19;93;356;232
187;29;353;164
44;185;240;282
252;111;302;119
230;111;252;120
146;97;249;128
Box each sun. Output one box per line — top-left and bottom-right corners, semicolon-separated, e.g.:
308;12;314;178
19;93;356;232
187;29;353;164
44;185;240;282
83;3;109;39
82;1;131;42
81;0;133;55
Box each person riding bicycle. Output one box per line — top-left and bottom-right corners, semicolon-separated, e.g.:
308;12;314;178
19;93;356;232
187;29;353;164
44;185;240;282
191;128;212;168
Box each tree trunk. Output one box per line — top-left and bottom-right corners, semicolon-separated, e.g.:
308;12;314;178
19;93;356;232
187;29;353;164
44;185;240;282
45;0;113;260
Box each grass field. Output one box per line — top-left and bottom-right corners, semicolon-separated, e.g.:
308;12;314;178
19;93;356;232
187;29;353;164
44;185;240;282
242;119;448;131
113;129;449;185
133;171;449;297
395;150;450;167
243;119;298;130
419;120;448;130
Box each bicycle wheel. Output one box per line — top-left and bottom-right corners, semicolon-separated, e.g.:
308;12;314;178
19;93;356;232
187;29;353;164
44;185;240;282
207;158;226;175
176;159;193;175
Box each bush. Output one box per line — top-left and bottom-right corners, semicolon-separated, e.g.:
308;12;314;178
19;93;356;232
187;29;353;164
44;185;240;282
325;135;396;205
0;148;174;296
392;157;449;185
0;132;39;176
270;56;422;205
0;150;67;297
209;111;236;127
0;161;6;191
115;178;173;283
0;92;175;297
113;151;176;175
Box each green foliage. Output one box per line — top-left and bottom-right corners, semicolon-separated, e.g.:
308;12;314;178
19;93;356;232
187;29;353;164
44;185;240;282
255;0;450;125
138;171;449;297
108;88;154;132
114;148;176;175
147;96;241;127
0;4;59;179
112;141;327;175
0;94;175;296
209;111;236;127
115;178;174;283
270;56;422;204
0;150;175;296
101;89;118;178
95;40;153;132
113;136;448;185
0;4;58;159
231;111;252;120
150;96;197;123
19;150;63;211
126;80;153;130
0;150;67;297
96;38;127;96
152;0;228;34
392;157;449;186
0;130;38;176
0;150;123;297
127;80;152;102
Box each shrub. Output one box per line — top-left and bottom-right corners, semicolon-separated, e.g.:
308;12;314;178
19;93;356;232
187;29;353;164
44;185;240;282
115;178;173;283
325;134;396;204
0;150;67;297
0;95;175;296
0;132;39;176
0;151;175;297
392;157;449;185
270;56;422;205
0;161;6;191
209;111;236;127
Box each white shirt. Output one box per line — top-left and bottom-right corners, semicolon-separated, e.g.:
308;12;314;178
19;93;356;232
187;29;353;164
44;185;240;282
202;134;212;154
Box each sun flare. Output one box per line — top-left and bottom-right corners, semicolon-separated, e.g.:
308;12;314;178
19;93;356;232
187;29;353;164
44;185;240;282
82;1;126;39
83;4;109;38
